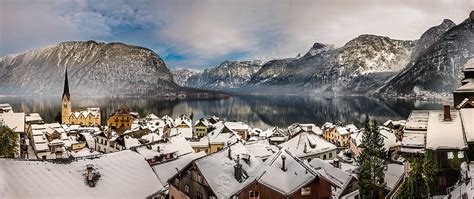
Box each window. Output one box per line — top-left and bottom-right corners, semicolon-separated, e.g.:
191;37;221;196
174;178;179;186
323;154;327;159
197;174;203;184
197;192;203;199
301;187;311;196
184;185;190;194
249;190;260;199
329;153;332;158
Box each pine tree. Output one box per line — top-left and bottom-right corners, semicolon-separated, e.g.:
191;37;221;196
0;124;18;158
423;150;438;196
356;115;387;198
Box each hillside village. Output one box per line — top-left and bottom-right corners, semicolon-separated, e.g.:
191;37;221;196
0;59;473;198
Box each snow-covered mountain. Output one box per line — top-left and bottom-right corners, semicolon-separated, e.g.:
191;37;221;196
246;35;414;93
380;13;474;95
0;41;203;96
172;69;201;87
180;60;263;90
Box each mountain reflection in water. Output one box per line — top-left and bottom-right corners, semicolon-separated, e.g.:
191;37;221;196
2;95;444;129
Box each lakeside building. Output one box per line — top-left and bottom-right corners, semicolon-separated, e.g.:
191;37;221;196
107;108;135;131
322;123;358;147
279;130;337;161
60;68;100;127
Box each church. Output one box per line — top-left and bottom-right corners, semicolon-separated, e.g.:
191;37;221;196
61;68;101;126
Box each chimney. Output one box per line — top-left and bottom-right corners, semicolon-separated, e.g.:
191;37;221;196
228;147;232;159
234;155;242;182
281;154;287;171
333;159;340;169
444;105;452;121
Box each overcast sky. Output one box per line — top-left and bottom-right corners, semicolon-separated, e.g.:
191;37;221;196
0;0;472;69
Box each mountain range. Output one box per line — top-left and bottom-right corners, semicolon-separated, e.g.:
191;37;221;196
0;41;221;98
175;12;474;96
1;12;473;97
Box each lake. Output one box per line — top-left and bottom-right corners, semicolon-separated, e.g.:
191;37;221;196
1;95;445;129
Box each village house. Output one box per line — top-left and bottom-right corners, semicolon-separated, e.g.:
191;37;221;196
168;142;262;199
400;110;429;154
0;103;13;113
280;130;337;161
133;135;194;166
322;123;358;147
224;121;251;140
193;118;211;138
189;121;242;154
349;126;399;159
288;123;322;139
174;115;193;140
307;158;359;198
453;58;474;106
0;111;25;158
262;126;287;145
107;108;135;131
233;149;334;199
60;69;101;127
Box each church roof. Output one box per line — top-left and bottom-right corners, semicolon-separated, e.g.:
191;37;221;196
62;67;70;99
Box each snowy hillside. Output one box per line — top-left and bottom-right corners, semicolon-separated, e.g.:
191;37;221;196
0;41;180;96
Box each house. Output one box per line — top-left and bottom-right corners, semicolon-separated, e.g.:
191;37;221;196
0;112;25;158
174;115;193;140
349;126;399;158
308;158;359;198
107;108;134;130
190;121;242;154
0;150;164;198
133;135;194;166
425;106;468;194
168;142;262;199
225;121;251;140
262;126;287;145
288;123;321;138
280;130;337;161
322;123;358;147
400;110;429;154
0;103;13;113
234;150;333;199
152;152;206;187
194;118;211;138
453;58;474;106
95;130;126;154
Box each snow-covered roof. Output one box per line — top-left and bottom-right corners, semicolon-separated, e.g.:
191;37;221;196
401;130;426;148
225;121;250;131
1;112;25;133
384;163;404;190
308;158;353;196
455;79;474;92
70;147;101;158
244;142;274;160
25;113;43;123
174;115;192;128
461;109;474;143
426;110;467;150
0;150;163;198
279;131;336;159
176;127;192;139
404;110;429;130
336;127;350;135
81;132;96;149
152;152;206;185
256;150;318;195
288;123;321;137
194;142;262;198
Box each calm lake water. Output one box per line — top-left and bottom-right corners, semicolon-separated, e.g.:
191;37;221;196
1;95;444;129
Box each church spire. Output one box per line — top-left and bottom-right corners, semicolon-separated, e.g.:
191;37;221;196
62;67;70;99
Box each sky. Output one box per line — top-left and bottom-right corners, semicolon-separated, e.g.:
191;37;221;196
0;0;473;69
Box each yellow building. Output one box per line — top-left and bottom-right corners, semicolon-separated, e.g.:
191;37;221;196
61;68;101;127
321;123;358;147
107;109;134;130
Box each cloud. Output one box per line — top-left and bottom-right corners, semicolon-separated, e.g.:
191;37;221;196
1;0;473;69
